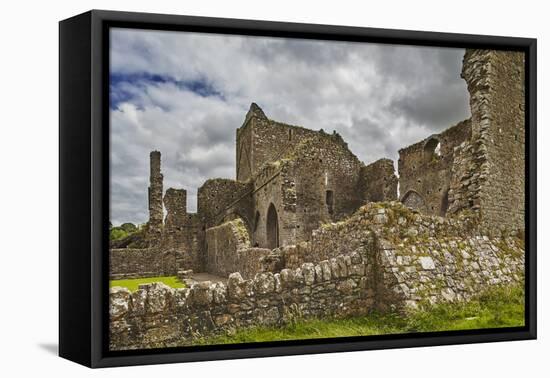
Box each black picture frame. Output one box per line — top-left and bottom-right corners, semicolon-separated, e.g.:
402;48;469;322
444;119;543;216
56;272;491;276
59;9;537;368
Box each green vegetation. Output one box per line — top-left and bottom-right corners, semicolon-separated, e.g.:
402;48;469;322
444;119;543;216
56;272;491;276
197;284;524;345
110;222;142;241
406;283;524;332
232;218;251;243
110;227;130;241
110;276;186;292
495;237;525;259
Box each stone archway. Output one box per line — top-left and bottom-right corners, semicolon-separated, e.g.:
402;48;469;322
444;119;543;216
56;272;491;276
223;211;252;236
266;203;279;250
401;190;427;213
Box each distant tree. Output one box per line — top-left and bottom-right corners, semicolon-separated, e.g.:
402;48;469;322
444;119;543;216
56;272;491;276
109;222;142;242
120;222;137;233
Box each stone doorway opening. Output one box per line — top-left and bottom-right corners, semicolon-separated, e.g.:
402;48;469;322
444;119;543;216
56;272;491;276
266;203;279;249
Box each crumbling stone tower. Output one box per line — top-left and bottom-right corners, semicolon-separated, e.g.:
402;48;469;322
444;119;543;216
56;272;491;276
454;49;525;235
147;150;164;245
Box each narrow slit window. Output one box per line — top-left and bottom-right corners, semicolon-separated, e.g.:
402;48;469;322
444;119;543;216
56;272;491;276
326;190;334;215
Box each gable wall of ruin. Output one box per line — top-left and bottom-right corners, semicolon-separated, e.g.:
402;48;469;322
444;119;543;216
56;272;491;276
398;119;472;216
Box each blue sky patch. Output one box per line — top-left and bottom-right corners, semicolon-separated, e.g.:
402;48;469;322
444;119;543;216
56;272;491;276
109;72;225;109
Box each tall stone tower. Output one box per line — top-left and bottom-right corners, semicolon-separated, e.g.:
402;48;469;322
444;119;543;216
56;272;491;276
451;49;525;235
147;150;164;245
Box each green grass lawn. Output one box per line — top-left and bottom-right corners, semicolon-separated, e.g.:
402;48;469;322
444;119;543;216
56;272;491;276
197;284;524;345
110;276;185;292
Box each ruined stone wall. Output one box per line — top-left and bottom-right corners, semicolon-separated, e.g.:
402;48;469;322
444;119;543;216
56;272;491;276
110;250;373;350
267;202;522;306
249;131;367;249
197;178;254;229
447;139;483;217
249;161;297;249
146;151;164;245
162;188;187;248
359;158;398;202
205;218;271;279
161;189;204;272
447;51;495;220
351;204;523;310
236;110;254;182
397;49;526;225
110;248;176;280
236;107;371;250
398;120;472;216
378;234;524;310
282;134;364;243
459;50;525;235
110;203;524;350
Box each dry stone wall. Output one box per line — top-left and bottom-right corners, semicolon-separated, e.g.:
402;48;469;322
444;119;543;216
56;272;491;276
274;202;478;270
344;202;524;310
110;202;524;350
110;250;373;350
378;235;524;310
264;202;523;311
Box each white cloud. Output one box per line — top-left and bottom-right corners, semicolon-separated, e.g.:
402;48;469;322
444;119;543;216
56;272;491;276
109;28;470;225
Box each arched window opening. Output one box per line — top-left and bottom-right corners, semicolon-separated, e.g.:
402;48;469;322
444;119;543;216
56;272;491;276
401;190;426;213
424;137;441;163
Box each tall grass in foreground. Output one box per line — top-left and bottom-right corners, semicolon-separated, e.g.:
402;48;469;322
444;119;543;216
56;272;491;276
197;284;524;345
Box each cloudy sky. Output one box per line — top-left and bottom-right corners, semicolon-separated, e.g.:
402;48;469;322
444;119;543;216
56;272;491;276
109;28;471;225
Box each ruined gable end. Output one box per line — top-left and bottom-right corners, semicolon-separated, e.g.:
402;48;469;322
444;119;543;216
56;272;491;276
359;158;398;203
237;102;325;181
398;119;472;217
245;102;267;123
236;103;268;182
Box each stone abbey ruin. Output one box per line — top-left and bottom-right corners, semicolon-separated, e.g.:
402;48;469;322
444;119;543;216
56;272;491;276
110;49;526;350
